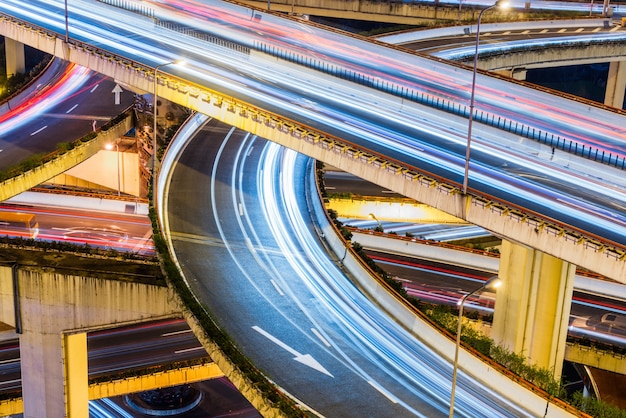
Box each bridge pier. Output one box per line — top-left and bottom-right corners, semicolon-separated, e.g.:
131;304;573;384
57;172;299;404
491;240;576;379
604;60;626;109
0;262;181;418
4;38;25;77
65;333;89;418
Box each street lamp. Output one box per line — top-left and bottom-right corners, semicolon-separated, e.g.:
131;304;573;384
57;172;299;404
449;275;502;417
462;0;509;195
152;59;185;203
64;0;69;43
105;141;120;196
368;213;383;232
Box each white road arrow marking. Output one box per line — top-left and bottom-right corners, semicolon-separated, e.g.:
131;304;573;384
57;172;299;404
252;325;333;377
112;84;123;105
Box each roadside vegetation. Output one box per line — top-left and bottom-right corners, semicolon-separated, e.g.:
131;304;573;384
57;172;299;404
0;39;51;101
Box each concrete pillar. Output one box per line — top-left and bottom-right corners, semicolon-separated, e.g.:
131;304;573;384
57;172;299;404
20;330;66;417
493;68;527;81
511;68;527;81
5;38;25;77
0;266;15;329
65;333;89;418
491;240;576;379
605;60;626;109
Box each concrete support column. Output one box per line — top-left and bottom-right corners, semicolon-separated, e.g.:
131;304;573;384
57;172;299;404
0;266;15;329
20;331;66;417
493;68;527;81
65;333;89;418
5;38;25;77
511;68;527;81
491;240;576;380
605;60;626;109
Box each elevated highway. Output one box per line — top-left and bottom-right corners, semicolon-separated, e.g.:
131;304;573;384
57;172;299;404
0;0;623;280
1;0;626;416
234;0;604;24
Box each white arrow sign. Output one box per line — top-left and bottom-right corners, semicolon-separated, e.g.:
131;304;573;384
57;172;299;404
252;325;333;377
112;84;124;105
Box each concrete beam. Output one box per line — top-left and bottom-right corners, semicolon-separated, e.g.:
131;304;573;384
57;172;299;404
49;148;141;197
88;362;223;400
0;362;223;415
461;43;626;72
565;343;626;375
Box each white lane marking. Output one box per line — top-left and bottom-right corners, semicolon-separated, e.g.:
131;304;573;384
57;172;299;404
66;104;78;113
311;328;331;348
368;380;398;403
270;279;284;296
30;126;47;136
252;325;333;377
90;84;99;93
174;346;205;354
0;379;21;385
162;329;192;337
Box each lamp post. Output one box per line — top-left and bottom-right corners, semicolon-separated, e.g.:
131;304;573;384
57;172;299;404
449;275;502;417
106;141;120;196
64;0;69;43
602;0;611;17
368;213;383;232
462;0;509;195
152;60;184;203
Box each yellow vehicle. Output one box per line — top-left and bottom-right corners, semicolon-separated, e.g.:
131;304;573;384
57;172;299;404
0;211;39;238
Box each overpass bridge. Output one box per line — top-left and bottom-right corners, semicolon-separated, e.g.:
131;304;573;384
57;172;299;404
0;1;621;278
234;0;594;25
0;360;222;416
0;244;219;417
0;0;625;416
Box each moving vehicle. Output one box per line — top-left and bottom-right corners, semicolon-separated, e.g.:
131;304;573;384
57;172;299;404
595;313;626;336
63;226;129;245
0;211;39;238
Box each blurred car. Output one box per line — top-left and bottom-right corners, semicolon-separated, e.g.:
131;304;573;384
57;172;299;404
63;226;129;245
